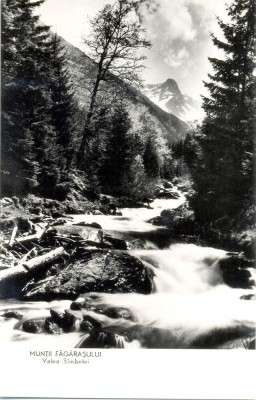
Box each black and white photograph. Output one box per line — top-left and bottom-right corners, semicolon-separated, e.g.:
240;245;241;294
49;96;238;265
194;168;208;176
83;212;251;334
0;0;255;398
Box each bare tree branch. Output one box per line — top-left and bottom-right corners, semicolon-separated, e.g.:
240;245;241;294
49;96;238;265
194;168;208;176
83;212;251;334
76;0;151;167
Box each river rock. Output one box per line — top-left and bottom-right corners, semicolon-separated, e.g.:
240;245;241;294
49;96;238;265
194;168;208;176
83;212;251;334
80;315;102;331
163;181;173;189
73;221;102;229
2;310;23;320
103;234;127;250
191;325;255;349
49;309;76;332
240;294;255;300
70;300;104;314
77;331;126;348
157;189;180;199
22;319;46;334
161;203;198;235
44;317;63;334
76;325;180;349
22;252;153;301
104;307;134;321
245;338;255;349
218;254;254;289
148;216;163;226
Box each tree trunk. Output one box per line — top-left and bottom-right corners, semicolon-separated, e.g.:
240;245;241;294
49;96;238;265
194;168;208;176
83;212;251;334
76;61;104;168
0;247;68;286
4;226;47;247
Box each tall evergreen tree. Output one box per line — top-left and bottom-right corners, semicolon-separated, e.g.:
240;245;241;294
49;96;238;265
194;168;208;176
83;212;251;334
190;0;255;226
1;0;41;194
1;0;75;197
143;136;160;178
101;104;132;195
49;34;75;170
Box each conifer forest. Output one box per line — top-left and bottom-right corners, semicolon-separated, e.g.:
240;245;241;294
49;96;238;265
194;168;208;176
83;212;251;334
0;0;255;351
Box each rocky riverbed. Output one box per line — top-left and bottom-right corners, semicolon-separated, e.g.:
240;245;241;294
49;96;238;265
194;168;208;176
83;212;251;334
0;185;255;349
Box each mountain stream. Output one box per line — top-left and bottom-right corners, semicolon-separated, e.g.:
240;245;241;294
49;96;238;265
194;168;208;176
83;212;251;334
0;191;255;349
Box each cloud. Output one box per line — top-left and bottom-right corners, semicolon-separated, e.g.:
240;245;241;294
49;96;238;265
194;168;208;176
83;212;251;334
164;47;190;68
139;0;218;70
38;0;233;97
138;0;232;96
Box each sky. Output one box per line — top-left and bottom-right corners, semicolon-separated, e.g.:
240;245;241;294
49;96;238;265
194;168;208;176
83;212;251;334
38;0;233;99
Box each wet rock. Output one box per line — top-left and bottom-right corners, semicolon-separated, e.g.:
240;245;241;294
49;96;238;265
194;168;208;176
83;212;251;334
70;301;87;311
148;216;163;226
44;317;63;334
77;325;180;349
70;301;104;314
161;203;198;235
73;221;102;229
50;218;67;226
157;188;179;199
22;252;153;301
245;338;255;350
103;234;127;250
125;325;180;349
163;181;173;189
77;331;126;348
49;309;76;332
104;307;134;321
240;294;255;300
80;320;96;332
116;197;143;208
92;209;103;215
80;315;102;331
108;204;122;216
2;310;23;320
218;255;254;289
22;319;46;334
191;325;255;349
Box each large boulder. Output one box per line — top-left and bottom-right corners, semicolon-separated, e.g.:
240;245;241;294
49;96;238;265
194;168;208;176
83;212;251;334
22;252;153;301
160;202;198;235
218;254;254;289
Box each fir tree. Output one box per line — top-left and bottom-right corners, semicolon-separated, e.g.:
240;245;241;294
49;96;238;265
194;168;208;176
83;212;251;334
143;136;159;178
49;34;75;170
1;0;75;197
190;0;255;226
101;104;132;195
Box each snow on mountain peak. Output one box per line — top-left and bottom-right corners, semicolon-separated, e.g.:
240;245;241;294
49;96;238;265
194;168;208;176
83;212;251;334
143;79;204;122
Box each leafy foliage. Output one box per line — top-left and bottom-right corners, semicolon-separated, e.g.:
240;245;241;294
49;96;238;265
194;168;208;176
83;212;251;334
76;0;151;166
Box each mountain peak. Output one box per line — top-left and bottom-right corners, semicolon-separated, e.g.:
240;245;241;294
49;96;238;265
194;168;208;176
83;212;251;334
143;79;203;122
162;78;180;92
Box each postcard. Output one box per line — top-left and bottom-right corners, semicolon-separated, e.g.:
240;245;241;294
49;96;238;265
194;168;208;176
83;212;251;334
0;0;255;398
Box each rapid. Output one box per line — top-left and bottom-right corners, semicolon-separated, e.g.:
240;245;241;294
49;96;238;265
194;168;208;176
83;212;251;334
0;190;255;349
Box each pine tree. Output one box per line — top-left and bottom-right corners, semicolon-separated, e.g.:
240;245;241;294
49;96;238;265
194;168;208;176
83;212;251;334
49;34;75;170
1;0;75;197
143;136;159;178
101;104;132;195
1;0;43;194
190;0;255;226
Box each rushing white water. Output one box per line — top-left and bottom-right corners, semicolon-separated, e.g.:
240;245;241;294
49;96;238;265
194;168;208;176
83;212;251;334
0;190;255;348
70;194;185;233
